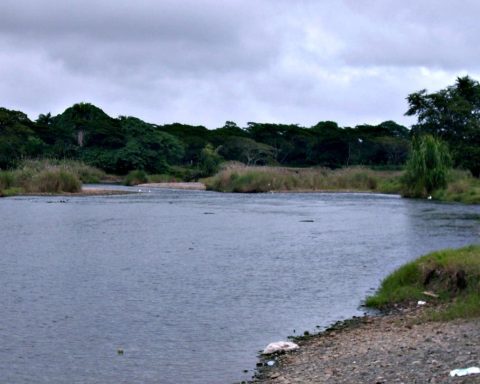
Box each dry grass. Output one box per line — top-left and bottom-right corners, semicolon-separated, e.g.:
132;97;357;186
205;164;403;193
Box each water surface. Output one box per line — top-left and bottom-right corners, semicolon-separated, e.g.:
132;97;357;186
0;189;478;383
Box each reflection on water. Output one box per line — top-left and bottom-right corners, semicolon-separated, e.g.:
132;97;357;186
0;188;478;383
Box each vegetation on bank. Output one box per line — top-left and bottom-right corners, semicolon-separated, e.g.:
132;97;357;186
433;171;480;204
0;159;104;196
204;164;402;193
1;76;479;199
365;245;480;321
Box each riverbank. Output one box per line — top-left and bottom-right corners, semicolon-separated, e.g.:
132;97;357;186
251;245;480;383
252;305;480;383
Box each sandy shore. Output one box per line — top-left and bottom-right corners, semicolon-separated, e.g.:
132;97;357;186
137;182;206;190
252;306;480;383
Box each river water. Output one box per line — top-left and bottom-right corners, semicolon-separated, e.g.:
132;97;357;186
0;188;479;383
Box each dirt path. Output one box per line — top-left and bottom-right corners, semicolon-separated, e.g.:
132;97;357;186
252;308;480;383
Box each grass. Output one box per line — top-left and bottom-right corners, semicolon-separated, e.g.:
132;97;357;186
432;170;480;204
365;245;480;321
204;164;403;193
0;159;105;196
20;159;105;183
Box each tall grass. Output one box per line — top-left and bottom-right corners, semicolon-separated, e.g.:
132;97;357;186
365;245;480;321
432;170;480;204
204;165;403;193
0;159;105;195
20;159;105;183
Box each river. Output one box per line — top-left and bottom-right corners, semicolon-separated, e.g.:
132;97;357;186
0;188;479;383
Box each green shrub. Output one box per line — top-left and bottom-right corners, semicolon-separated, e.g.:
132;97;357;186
124;170;148;186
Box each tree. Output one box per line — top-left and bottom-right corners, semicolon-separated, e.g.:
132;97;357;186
402;135;451;197
217;137;275;165
198;144;223;176
406;76;480;176
0;108;42;168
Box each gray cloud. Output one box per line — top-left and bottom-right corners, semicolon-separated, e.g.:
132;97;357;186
1;0;480;128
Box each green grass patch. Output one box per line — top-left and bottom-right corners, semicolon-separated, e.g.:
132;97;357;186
365;245;480;320
204;165;403;193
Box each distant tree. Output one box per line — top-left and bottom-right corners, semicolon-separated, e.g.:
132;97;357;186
402;135;451;197
0;108;42;168
198;144;223;176
115;116;184;174
218;137;275;165
406;76;480;176
160;123;210;164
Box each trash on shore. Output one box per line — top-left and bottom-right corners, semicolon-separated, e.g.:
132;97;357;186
417;300;427;306
267;360;276;366
449;367;480;377
262;341;299;355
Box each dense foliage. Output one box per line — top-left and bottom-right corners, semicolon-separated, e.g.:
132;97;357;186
1;76;479;179
0;103;411;176
406;76;480;176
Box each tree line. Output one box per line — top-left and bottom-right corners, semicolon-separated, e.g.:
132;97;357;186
1;76;479;178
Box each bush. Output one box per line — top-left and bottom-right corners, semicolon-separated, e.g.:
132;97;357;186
124;170;148;186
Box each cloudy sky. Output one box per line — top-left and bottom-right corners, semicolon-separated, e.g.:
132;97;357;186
1;0;479;128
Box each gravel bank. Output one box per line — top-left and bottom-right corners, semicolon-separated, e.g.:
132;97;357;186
252;307;480;383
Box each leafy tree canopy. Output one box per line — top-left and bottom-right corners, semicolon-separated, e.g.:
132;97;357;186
406;76;480;175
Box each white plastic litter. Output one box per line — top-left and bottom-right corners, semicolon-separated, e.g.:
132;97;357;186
267;360;275;366
417;300;427;306
449;367;480;377
262;341;299;355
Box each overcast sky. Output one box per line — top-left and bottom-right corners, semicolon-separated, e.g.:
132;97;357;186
1;0;479;129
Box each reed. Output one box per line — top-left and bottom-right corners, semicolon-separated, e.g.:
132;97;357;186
205;165;403;193
0;159;100;195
